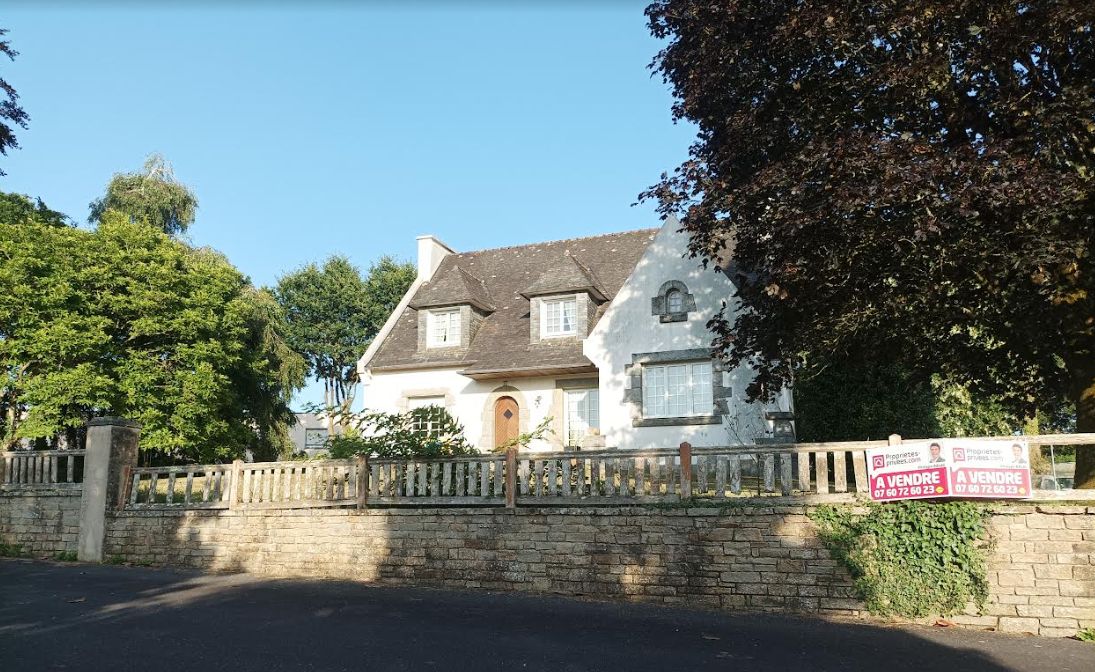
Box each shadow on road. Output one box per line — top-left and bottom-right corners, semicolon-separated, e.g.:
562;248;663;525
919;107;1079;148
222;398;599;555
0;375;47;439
2;559;1092;672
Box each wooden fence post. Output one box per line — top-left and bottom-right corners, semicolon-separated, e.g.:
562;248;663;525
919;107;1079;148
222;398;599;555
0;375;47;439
356;454;369;509
505;447;517;509
679;442;692;499
228;459;243;509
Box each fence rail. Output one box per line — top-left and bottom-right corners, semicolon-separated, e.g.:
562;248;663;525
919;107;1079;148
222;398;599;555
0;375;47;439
126;464;233;509
369;454;506;505
109;432;1095;511
237;460;364;508
1;450;85;488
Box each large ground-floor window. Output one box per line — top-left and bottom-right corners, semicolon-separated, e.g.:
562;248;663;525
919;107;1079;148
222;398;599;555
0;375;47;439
641;362;713;418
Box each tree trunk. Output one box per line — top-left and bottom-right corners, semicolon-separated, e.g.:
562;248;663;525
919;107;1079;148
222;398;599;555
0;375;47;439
324;379;335;436
1073;367;1095;490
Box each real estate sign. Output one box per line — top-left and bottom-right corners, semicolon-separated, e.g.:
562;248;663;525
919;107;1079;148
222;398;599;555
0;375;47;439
948;440;1033;499
866;443;951;502
866;439;1032;502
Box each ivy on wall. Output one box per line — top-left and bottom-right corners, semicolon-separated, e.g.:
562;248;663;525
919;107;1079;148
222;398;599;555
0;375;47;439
810;502;991;618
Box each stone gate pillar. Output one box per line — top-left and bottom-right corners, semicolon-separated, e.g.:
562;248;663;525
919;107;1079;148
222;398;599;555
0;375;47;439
77;417;140;562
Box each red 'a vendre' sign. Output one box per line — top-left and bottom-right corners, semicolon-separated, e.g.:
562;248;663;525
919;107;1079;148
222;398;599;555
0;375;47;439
866;443;951;502
948;441;1032;499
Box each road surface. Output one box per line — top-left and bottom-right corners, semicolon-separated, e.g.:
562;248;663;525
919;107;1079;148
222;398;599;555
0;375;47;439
1;559;1092;671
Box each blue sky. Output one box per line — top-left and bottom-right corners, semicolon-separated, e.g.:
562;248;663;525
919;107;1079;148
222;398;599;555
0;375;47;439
2;4;694;407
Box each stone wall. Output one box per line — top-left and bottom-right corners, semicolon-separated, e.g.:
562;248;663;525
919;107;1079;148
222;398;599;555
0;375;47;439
105;505;862;615
950;504;1095;637
0;488;82;556
4;493;1092;637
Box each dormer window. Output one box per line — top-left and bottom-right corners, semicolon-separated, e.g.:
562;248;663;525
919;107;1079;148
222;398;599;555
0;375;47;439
427;309;461;347
541;297;577;338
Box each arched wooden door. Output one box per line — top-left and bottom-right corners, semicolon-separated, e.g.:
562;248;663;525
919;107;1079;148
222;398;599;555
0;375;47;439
494;396;520;449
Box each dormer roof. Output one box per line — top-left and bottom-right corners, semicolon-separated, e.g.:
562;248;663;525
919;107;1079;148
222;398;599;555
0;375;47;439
409;265;495;313
519;252;607;302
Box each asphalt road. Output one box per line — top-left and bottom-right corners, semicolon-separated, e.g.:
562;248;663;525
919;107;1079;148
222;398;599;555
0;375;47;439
1;559;1092;672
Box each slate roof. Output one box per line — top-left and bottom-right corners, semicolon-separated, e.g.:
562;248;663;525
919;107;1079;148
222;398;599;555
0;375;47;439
367;228;658;376
409;265;495;312
520;253;607;301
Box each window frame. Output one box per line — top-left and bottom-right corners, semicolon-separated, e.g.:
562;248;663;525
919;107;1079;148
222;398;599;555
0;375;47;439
563;388;599;447
426;308;461;348
665;289;684;314
641;361;714;419
407;396;447;437
540;297;578;338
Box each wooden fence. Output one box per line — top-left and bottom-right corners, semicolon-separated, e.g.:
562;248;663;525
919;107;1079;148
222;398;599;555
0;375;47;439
0;450;85;488
113;433;1095;510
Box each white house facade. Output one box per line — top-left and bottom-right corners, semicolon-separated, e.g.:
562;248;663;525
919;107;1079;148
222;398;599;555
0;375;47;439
357;217;792;452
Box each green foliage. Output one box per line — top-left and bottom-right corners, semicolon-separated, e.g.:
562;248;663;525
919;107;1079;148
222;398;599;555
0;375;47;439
104;555;126;565
0;28;28;176
1077;628;1095;642
642;1;1095;485
325;406;477;459
795;356;1026;442
0;542;26;557
54;550;78;562
89;154;198;235
0;196;305;461
795;360;940;442
276;255;414;426
810;502;991;618
0;192;68;228
930;378;1020;438
494;416;555;453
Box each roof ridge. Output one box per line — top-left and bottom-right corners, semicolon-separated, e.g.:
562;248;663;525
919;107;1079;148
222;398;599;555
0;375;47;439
452;227;658;257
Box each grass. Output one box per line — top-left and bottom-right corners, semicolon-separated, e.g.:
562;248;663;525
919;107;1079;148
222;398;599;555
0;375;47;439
0;542;27;558
1077;628;1095;643
133;473;224;504
54;550;78;562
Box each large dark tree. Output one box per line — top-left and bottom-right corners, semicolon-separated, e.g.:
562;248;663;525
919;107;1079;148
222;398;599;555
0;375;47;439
643;2;1095;485
0;28;29;176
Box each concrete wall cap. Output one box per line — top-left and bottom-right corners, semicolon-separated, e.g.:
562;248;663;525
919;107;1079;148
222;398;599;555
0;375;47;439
87;417;143;429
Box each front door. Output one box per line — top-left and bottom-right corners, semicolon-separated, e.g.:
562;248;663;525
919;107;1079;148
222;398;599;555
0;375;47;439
494;397;520;449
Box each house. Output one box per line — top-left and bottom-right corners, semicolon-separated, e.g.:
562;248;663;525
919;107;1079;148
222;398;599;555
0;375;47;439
288;412;331;457
357;217;793;451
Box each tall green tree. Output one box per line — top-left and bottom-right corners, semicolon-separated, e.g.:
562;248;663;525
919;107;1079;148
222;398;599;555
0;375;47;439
643;1;1095;485
276;255;414;429
0;192;68;228
89;154;198;235
0;28;29;176
0;199;305;461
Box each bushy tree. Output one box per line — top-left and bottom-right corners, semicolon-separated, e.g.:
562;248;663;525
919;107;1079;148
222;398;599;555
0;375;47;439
0;198;305;461
89;154;198;235
795;357;1024;442
643;1;1095;485
324;406;476;459
0;192;67;228
276;255;414;429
